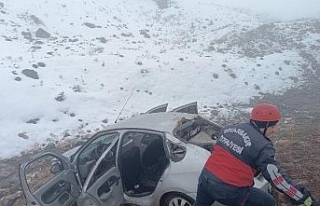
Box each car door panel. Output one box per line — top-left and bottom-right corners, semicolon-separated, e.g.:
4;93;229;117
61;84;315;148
86;167;122;204
97;174;120;198
145;103;168;114
35;179;71;205
77;136;124;206
19;151;80;206
172;102;198;114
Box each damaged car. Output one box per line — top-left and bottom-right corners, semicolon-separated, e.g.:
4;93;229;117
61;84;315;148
19;102;271;206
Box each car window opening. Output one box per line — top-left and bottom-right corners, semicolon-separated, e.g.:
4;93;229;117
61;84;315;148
77;132;119;185
119;132;170;196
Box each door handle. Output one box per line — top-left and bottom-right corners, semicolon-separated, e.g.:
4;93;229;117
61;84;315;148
108;176;120;187
97;176;120;198
99;187;114;201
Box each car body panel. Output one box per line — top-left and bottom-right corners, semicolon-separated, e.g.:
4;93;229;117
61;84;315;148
19;102;272;206
153;143;210;204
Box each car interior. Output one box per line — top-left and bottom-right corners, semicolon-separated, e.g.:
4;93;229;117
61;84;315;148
76;133;119;184
119;132;170;196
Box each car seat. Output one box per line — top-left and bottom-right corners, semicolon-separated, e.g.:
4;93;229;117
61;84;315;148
142;138;165;167
120;147;141;191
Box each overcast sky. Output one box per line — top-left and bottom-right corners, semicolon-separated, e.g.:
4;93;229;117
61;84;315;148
214;0;320;21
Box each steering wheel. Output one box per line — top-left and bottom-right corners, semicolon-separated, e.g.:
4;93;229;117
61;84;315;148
93;143;109;159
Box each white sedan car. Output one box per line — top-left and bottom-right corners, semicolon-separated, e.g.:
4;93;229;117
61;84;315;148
19;102;271;206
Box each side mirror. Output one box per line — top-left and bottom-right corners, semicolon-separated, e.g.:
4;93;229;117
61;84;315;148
169;142;187;162
171;147;186;155
50;162;63;174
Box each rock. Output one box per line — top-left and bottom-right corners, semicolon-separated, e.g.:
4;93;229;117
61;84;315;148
34;40;43;44
311;60;320;70
21;31;32;41
63;131;71;137
0;2;4;8
140;30;150;38
32;64;38;68
96;37;107;43
30;46;41;51
14;77;21;81
121;33;133;37
154;0;169;9
212;73;219;79
68;38;78;42
35;28;50;38
26;118;39;124
254;84;261;90
229;73;237;79
18;133;29;140
37;62;46;67
284;60;291;65
55;92;66;102
83;22;96;28
102;118;108;124
72;85;82;92
30;15;44;25
21;69;39;79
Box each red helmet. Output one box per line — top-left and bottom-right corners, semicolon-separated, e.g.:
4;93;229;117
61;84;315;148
250;103;281;122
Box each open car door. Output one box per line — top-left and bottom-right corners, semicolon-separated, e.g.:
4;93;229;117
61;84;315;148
75;132;124;206
19;151;80;206
145;103;168;114
20;132;124;206
172;102;198;114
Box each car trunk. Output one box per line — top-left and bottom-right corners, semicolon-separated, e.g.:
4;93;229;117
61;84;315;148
173;116;222;151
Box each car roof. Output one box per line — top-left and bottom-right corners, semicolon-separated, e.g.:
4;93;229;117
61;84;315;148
105;112;199;133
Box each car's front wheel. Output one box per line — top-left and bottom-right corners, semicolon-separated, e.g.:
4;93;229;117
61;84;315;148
163;193;194;206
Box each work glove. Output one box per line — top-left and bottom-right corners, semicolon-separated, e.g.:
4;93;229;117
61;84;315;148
296;188;318;206
299;195;313;206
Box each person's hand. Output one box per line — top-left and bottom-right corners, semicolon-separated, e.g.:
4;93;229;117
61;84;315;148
299;195;313;206
296;189;319;206
291;187;313;206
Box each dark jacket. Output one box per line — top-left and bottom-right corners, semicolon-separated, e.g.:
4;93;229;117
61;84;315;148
204;122;305;202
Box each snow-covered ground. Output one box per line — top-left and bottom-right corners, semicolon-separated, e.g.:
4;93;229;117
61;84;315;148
0;0;319;159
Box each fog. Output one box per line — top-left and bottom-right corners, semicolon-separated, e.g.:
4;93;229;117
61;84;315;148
213;0;320;21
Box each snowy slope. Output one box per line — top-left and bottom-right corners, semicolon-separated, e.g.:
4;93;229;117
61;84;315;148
0;0;320;159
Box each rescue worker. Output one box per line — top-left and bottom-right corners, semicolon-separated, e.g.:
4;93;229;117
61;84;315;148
194;103;319;206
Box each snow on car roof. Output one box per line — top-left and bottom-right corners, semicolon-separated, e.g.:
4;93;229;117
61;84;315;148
105;112;199;133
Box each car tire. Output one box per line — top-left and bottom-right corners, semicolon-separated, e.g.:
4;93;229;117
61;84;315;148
163;193;194;206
